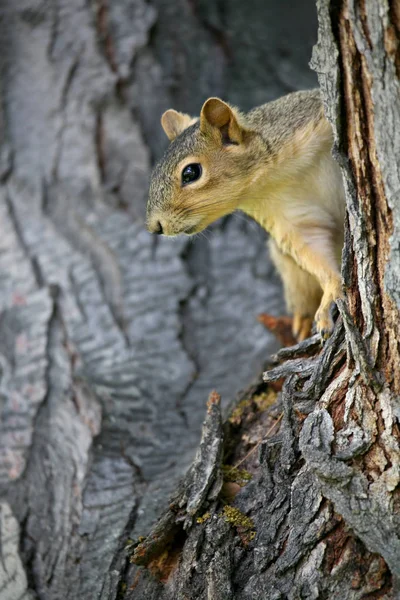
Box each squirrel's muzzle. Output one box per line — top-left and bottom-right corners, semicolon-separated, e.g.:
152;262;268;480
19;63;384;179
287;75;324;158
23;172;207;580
147;215;166;235
151;221;163;235
147;211;204;237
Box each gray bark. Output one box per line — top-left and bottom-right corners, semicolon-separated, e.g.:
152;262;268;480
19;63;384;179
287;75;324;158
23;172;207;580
2;0;398;599
128;1;400;598
0;1;320;599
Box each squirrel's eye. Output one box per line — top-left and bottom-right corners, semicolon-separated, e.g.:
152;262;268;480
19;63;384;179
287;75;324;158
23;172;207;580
181;163;202;186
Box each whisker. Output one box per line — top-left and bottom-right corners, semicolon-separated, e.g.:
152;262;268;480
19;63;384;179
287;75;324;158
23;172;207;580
176;198;224;211
182;207;224;216
198;229;212;242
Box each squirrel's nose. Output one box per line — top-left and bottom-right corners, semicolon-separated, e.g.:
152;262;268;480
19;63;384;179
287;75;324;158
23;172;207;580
154;221;163;235
148;219;164;235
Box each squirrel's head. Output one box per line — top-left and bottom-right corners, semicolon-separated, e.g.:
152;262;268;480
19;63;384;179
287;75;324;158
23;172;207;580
146;98;257;236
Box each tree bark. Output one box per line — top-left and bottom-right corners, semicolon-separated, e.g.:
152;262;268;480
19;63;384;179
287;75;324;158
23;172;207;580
127;1;400;598
1;0;399;599
0;1;318;599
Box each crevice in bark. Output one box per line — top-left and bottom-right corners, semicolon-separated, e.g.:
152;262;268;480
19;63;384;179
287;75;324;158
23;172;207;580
186;0;233;62
51;51;83;181
102;501;140;599
95;0;118;74
47;0;60;61
387;0;400;78
95;109;106;184
13;289;64;596
4;187;42;289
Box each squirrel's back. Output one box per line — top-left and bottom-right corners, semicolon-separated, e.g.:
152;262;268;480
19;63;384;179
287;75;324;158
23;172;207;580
246;89;323;153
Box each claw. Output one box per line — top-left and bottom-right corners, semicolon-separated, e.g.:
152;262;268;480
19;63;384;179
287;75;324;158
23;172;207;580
320;328;331;341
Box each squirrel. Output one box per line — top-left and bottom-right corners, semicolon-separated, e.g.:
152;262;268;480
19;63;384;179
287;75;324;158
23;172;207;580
146;90;345;340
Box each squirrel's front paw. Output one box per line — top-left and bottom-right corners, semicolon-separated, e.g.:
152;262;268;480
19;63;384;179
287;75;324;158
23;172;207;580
315;307;334;340
315;280;343;339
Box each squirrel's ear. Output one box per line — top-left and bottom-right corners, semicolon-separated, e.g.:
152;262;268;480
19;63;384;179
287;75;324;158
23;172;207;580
161;109;195;141
200;98;242;144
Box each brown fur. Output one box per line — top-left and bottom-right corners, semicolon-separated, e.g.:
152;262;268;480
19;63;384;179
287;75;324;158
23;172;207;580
147;90;345;338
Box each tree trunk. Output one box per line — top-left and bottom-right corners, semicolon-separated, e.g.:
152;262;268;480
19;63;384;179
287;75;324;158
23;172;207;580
0;1;318;599
1;0;399;599
127;1;400;598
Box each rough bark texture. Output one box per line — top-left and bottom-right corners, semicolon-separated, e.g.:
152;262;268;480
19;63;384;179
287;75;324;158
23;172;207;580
1;0;399;599
0;1;319;599
126;1;400;598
